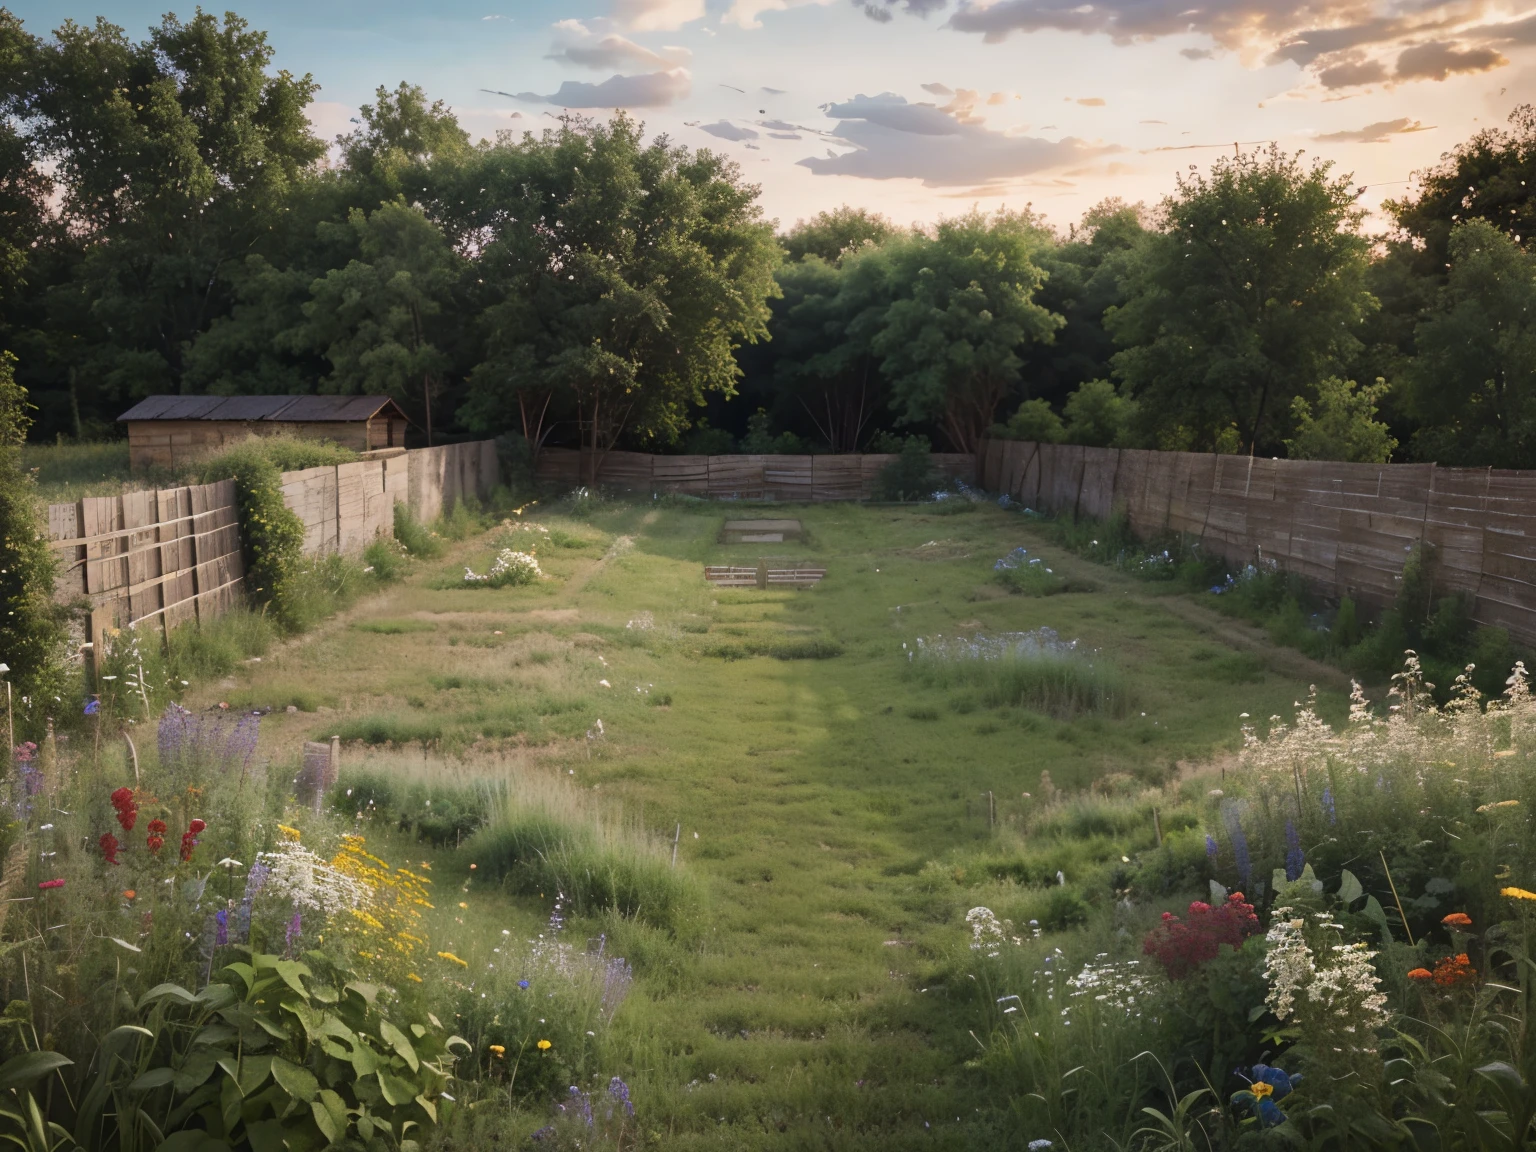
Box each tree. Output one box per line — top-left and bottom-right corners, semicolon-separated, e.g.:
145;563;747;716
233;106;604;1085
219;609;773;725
459;114;780;478
1387;105;1536;277
781;206;897;264
301;202;460;444
1284;377;1396;463
994;398;1064;443
1400;221;1536;467
1020;199;1148;409
24;10;323;411
1108;145;1375;454
1062;378;1136;447
873;209;1062;453
339;83;473;214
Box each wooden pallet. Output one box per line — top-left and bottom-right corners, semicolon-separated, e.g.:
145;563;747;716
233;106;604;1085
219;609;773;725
705;565;826;588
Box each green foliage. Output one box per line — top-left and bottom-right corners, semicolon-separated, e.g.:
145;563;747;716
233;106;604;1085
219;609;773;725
1403;220;1536;466
993;398;1065;443
780;205;897;264
1109;145;1376;454
910;643;1130;719
0;352;68;715
738;408;813;454
872;436;942;500
364;537;409;582
1062;377;1137;447
119;951;464;1151
198;442;305;627
393;502;443;558
1286;376;1398;462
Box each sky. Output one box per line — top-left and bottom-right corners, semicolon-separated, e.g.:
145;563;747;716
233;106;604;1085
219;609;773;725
13;0;1536;235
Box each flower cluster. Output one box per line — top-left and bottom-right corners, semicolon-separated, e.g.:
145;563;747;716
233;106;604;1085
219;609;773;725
110;787;138;831
967;906;1022;958
180;818;206;862
1430;952;1477;987
146;818;167;854
327;835;434;974
464;549;543;587
1063;955;1156;1018
256;837;369;917
99;833;120;865
1143;892;1259;980
1263;909;1388;1041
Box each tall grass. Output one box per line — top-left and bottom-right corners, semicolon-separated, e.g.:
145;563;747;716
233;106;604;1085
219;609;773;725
20;439;133;501
335;752;699;931
909;630;1130;718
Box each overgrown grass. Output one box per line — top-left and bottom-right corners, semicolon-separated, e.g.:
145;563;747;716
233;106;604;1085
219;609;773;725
909;634;1131;718
20;439;133;501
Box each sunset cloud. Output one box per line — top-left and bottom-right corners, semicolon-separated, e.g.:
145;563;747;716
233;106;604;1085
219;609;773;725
515;70;692;107
1315;116;1436;142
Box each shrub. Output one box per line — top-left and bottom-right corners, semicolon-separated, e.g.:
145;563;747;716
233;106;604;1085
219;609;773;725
464;548;543;587
198;439;306;627
393;502;443;557
363;536;408;581
0;352;69;717
872;436;942;500
1143;892;1260;979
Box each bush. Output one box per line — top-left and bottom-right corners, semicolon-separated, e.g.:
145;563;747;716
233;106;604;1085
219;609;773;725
872;435;942;500
393;501;443;557
198;439;307;627
0;353;69;718
993;397;1065;443
363;535;408;581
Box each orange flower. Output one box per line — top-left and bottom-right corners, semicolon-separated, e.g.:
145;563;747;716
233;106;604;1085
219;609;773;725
1432;953;1477;987
122;889;136;900
1442;912;1473;928
1407;968;1433;981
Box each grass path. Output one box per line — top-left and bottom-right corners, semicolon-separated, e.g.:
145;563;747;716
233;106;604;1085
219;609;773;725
203;499;1346;1149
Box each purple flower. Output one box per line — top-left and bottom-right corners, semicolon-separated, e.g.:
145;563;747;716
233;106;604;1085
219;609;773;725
285;912;302;954
84;699;99;715
568;1085;594;1128
518;979;530;990
1284;821;1305;882
215;908;229;947
1221;803;1250;885
606;1076;635;1118
1321;787;1336;824
1205;835;1218;862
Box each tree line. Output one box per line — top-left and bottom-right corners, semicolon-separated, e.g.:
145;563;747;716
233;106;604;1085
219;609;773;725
5;9;1536;466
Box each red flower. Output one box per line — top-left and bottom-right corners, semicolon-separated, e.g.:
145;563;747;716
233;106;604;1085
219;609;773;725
1432;953;1477;987
1144;892;1261;980
100;832;120;865
37;879;65;890
146;818;167;855
110;786;138;832
1441;912;1473;929
1407;968;1433;981
188;819;206;835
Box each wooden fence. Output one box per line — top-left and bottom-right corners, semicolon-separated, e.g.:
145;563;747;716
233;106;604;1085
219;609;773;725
280;451;409;556
980;439;1536;648
47;480;245;664
534;449;976;500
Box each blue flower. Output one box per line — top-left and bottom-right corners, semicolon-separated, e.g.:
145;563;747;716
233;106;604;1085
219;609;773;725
1321;787;1336;824
1284;820;1305;882
1205;835;1218;862
83;699;99;715
518;979;530;989
1250;1064;1300;1099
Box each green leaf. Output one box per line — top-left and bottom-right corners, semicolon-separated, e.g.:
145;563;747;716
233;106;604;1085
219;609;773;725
349;1043;382;1078
129;1068;176;1092
270;1056;319;1103
1272;868;1288;893
414;1093;437;1124
172;1050;220;1094
1338;869;1363;906
378;1019;419;1072
219;963;256;993
109;937;142;953
1476;1061;1527;1090
378;1072;419;1108
345;981;380;1005
237;1055;273;1099
271;960;311;998
244;1119;286;1152
137;983;199;1011
311;1099;340;1143
316;1089;350;1142
0;1050;71;1094
156;1131;232;1152
1209;880;1228;904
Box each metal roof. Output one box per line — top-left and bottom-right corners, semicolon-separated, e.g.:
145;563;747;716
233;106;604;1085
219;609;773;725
119;395;407;423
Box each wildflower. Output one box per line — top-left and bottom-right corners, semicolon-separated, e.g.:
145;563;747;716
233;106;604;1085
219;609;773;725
1284;821;1304;883
537;1039;552;1051
146;818;167;855
37;879;65;890
285;912;302;954
407;973;423;983
100;832;121;865
215;909;228;947
1407;968;1433;981
1502;886;1536;901
1145;893;1259;980
458;902;468;909
1321;787;1336;824
488;1045;505;1057
123;890;136;900
1432;953;1477;987
1251;1081;1273;1099
277;824;302;841
110;787;138;831
1221;802;1251;884
437;951;469;968
1205;835;1218;861
1441;912;1473;928
1028;1142;1054;1151
518;980;530;989
1476;800;1520;812
180;819;206;862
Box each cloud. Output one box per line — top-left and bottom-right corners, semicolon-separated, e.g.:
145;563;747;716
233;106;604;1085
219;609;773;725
798;91;1119;186
987;91;1020;104
610;0;705;31
857;0;949;17
1315;116;1436;142
1076;96;1106;106
768;131;802;138
1395;40;1507;80
922;82;955;95
699;120;760;140
878;0;1520;91
762;87;787;94
1140;118;1167;124
515;70;692;107
723;0;837;30
547;25;691;70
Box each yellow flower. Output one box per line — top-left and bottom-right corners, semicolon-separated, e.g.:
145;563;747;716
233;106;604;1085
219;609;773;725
407;973;423;983
1503;886;1536;901
1251;1081;1273;1099
277;824;302;841
458;902;468;909
1477;800;1521;812
488;1045;505;1056
537;1039;551;1051
437;951;469;968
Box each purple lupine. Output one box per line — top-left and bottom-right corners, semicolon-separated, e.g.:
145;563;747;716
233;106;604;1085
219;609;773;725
1284;820;1305;882
1321;787;1336;824
606;1076;635;1118
215;908;229;947
568;1085;594;1128
1205;835;1219;862
1221;803;1251;886
600;957;634;1019
244;858;271;899
285;912;302;955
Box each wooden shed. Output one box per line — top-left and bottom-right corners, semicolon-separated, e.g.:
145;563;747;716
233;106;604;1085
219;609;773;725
119;395;411;471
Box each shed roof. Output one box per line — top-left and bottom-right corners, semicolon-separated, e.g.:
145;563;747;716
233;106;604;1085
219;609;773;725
119;395;408;424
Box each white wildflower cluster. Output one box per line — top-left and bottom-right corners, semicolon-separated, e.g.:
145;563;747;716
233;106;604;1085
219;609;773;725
501;519;550;538
1262;907;1387;1039
1063;954;1156;1019
257;841;369;917
626;612;654;631
464;549;543;587
913;628;1079;665
966;906;1022;957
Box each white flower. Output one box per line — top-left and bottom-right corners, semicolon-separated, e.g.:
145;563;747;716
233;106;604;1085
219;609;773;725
257;842;368;917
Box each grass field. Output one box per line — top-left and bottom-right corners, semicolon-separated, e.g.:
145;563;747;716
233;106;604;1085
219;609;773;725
195;496;1349;1149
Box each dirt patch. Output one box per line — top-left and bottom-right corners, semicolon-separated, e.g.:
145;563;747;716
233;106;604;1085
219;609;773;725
526;608;580;623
